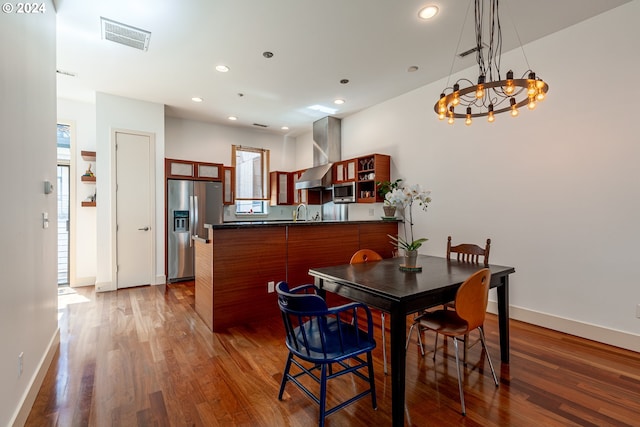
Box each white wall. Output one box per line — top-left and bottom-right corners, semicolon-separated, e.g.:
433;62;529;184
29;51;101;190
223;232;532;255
339;1;640;350
165;116;297;170
0;2;60;425
95;93;165;291
57;98;97;286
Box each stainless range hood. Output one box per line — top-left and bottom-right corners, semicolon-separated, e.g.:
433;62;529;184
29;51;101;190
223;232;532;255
295;116;341;190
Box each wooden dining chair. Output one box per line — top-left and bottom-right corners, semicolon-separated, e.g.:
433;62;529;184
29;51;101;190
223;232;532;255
349;249;388;374
406;236;491;362
409;268;499;415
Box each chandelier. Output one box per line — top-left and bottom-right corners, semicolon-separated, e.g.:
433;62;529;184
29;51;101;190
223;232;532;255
434;0;549;125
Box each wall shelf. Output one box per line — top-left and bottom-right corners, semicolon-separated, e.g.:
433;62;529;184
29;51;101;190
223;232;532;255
81;201;96;207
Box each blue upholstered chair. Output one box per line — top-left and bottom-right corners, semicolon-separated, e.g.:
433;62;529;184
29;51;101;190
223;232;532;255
276;281;377;427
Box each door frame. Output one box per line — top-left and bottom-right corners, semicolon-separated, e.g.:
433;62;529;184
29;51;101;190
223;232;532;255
57;119;78;286
110;128;156;289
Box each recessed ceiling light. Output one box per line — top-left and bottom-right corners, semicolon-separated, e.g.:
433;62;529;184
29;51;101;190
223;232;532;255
191;97;203;102
228;116;237;121
334;99;345;105
418;5;439;20
281;126;289;130
216;65;230;72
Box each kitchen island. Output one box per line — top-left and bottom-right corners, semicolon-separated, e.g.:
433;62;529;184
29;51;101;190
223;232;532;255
193;220;399;331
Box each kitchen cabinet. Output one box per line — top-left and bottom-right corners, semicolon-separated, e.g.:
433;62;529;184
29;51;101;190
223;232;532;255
80;150;96;207
333;159;357;183
292;169;321;205
270;171;293;205
223;166;235;205
356;153;390;203
165;158;223;181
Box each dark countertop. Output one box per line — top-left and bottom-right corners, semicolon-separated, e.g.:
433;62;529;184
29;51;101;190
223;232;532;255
205;219;401;229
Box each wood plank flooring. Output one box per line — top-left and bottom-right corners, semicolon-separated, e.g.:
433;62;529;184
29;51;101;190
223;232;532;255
26;282;640;426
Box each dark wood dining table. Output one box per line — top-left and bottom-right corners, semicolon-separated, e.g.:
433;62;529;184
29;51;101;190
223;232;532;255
308;254;515;427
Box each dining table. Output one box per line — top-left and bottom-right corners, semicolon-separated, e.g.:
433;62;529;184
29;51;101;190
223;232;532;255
308;254;515;427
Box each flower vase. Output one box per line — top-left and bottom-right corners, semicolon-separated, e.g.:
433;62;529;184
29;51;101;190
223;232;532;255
401;249;422;272
383;205;396;217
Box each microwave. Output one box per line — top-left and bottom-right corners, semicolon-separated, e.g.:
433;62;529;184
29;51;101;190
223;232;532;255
332;182;356;203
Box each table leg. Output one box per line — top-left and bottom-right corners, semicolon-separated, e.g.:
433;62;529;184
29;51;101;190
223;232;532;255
389;309;406;427
496;275;510;362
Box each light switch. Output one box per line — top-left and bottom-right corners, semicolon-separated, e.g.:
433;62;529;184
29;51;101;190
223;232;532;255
43;212;49;229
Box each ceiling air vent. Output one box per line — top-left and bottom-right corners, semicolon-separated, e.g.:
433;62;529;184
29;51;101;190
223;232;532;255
101;17;151;51
458;43;488;58
252;123;268;128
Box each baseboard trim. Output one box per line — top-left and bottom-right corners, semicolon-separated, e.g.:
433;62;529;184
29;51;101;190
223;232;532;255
154;274;166;285
487;301;640;353
71;276;96;287
11;327;60;427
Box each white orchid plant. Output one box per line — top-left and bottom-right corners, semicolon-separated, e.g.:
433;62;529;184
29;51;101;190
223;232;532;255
385;184;432;251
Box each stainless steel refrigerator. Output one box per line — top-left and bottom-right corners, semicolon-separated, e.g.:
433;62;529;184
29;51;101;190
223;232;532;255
167;179;223;282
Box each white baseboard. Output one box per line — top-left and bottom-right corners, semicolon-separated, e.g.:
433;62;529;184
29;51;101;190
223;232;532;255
71;276;96;287
95;281;115;292
487;301;640;353
11;328;60;427
154;274;166;285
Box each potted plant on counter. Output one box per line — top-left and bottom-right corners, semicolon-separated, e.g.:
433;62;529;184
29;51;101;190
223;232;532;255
377;178;403;217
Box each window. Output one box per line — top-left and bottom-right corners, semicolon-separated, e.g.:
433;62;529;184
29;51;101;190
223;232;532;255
232;145;270;214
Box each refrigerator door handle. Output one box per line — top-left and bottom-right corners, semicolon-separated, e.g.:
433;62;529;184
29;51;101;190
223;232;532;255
193;195;199;239
189;195;195;248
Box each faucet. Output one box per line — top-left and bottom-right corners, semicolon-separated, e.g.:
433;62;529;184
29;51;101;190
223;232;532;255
295;203;308;222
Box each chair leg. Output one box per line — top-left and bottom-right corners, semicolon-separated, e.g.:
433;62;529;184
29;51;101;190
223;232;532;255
381;312;388;375
319;363;328;427
405;322;425;356
452;337;466;416
463;333;468;366
477;327;499;386
278;353;293;400
367;351;378;409
432;331;439;360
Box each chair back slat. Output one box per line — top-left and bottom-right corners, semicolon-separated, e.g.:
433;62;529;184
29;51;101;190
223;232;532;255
447;236;491;266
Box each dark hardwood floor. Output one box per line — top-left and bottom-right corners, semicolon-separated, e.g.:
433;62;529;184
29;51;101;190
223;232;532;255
27;282;640;426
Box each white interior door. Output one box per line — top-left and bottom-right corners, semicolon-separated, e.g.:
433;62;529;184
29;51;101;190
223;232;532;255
115;131;154;288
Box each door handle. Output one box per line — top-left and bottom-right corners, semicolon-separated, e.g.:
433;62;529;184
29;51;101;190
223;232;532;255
138;227;150;231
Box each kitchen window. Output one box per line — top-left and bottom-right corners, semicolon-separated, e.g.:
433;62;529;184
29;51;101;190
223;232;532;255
232;145;270;214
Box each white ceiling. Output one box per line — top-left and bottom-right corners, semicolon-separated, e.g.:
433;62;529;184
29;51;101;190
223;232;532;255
55;0;630;136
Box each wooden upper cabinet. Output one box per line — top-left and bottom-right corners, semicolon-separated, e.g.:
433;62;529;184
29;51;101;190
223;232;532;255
165;158;223;181
292;169;321;205
355;153;390;203
223;166;235;205
270;171;293;205
333;159;357;183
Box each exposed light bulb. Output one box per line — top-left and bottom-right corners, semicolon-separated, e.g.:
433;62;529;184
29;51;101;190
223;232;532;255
452;83;460;106
465;107;472;126
504;70;515;94
475;85;484;99
438;103;446;114
510;98;519;117
448;116;454;125
488;104;495;123
528;98;537;110
537;92;546;102
438;112;446;120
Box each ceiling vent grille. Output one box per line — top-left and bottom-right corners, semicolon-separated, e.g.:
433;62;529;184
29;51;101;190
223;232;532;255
458;43;488;58
252;123;268;128
101;17;151;51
